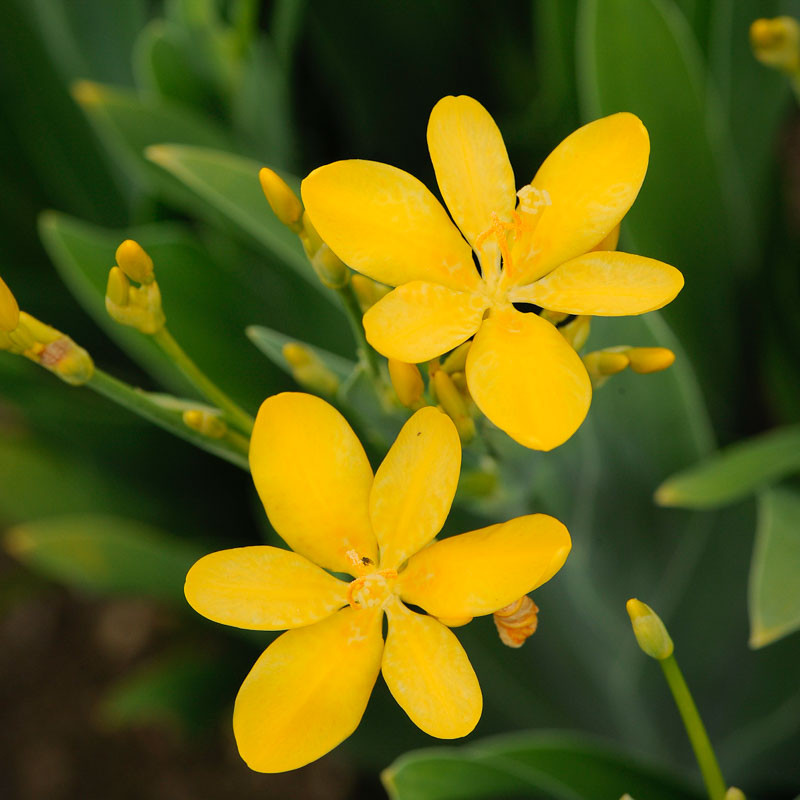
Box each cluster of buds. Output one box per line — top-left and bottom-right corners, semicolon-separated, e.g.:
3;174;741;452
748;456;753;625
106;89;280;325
582;345;675;388
0;275;93;385
750;17;800;75
105;240;165;334
260;168;350;290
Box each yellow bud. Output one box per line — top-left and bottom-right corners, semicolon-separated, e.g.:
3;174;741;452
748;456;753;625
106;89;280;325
436;615;473;628
442;340;471;374
450;370;468;396
106;266;130;308
433;369;474;443
351;274;391;312
0;275;20;332
259;167;303;232
750;17;800;73
300;210;324;257
182;409;228;438
388;358;424;408
561;315;591;351
625;347;675;374
311;244;349;289
115;239;154;285
724;788;746;800
626;598;674;660
583;350;630;386
281;342;339;397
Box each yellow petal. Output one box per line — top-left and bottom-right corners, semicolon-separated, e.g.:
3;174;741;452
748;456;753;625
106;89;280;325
396;514;571;620
0;275;20;332
364;282;487;363
371;407;461;570
249;393;377;575
509;251;684;316
185;546;349;630
465;308;591;451
301;160;480;292
427;95;515;277
508;113;650;286
382;598;481;738
234;607;383;773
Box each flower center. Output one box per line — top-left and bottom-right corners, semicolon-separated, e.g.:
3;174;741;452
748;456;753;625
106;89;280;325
347;569;397;610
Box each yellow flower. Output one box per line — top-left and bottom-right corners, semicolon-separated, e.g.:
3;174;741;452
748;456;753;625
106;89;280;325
301;96;684;450
185;392;571;772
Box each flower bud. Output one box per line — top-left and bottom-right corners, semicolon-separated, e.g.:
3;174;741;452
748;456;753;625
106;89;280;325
115;239;154;285
442;340;471;374
259;167;304;232
432;369;474;443
282;342;339;397
724;788;746;800
626;598;674;660
183;409;228;439
625;347;675;374
311;245;350;289
0;275;20;333
388;359;424;409
750;17;800;73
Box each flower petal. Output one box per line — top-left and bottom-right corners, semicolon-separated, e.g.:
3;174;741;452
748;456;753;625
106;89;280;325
185;546;349;630
427;95;515;276
509;251;684;316
371;407;461;570
364;282;487;363
234;607;383;773
249;393;377;575
301;160;480;291
396;514;571;620
508;112;650;286
382;598;481;738
465;308;591;451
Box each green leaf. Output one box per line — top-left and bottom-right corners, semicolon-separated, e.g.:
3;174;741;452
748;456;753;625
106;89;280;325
749;486;800;648
383;732;701;800
655;426;800;509
4;514;204;606
38;211;288;406
576;0;750;412
100;648;233;736
144;144;326;297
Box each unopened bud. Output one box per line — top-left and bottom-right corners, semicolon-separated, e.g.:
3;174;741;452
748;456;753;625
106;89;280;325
300;210;324;257
626;598;674;660
388;358;424;408
311;244;349;289
282;342;339;397
625;347;675;374
105;267;165;334
583;349;630;387
0;275;20;332
106;266;130;307
751;17;800;73
351;274;391;312
182;409;228;438
442;340;471;374
436;615;472;628
259;167;303;232
115;239;154;285
432;369;474;443
724;788;746;800
561;315;591;350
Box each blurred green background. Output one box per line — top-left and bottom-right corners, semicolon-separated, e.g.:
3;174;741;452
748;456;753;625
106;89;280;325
1;0;799;798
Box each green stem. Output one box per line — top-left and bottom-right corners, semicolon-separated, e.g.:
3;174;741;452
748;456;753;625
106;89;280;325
660;654;727;800
336;282;386;394
233;0;259;56
152;327;254;434
87;369;250;470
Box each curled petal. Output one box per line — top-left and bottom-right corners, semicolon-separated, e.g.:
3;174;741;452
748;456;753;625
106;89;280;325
371;407;461;570
465;308;591;451
509;251;684;316
250;393;377;575
396;514;571;620
364;281;487;364
301;160;480;291
382;599;481;738
185;546;349;630
234;607;384;773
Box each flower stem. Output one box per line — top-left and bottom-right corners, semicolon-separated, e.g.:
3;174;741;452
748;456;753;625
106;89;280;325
660;654;727;800
87;369;250;470
152;327;254;434
336;282;387;396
